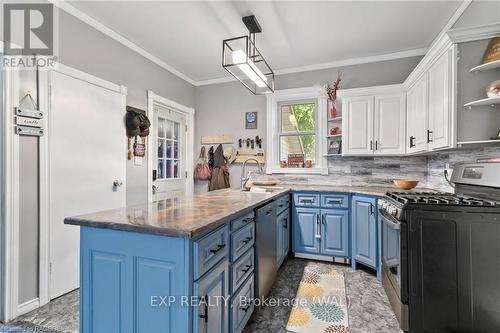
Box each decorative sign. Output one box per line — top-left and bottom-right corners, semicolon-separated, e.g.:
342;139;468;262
15;107;43;119
328;140;342;155
16;116;42;128
16;126;44;136
134;143;146;157
483;37;500;64
287;153;305;168
245;111;257;129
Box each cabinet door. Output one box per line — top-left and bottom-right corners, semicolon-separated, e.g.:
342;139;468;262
428;49;452;150
293;208;320;254
352;196;377;268
321;209;349;257
374;94;406;155
277;209;290;268
343;96;374;155
194;260;229;333
406;74;429;154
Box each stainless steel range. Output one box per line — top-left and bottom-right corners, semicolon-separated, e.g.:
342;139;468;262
379;161;500;333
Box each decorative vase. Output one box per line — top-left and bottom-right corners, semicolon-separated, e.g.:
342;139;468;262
486;80;500;98
329;100;337;118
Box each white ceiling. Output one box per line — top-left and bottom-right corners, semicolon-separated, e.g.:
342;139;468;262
67;1;462;83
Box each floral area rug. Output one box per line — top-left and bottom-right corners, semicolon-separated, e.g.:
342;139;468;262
286;262;349;333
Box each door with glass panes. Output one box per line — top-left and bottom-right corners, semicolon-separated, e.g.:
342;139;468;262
153;103;187;200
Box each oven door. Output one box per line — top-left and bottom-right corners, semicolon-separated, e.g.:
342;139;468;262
380;210;409;331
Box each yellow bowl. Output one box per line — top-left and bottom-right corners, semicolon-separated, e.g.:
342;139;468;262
393;179;419;190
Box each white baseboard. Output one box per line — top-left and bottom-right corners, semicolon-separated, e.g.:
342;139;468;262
16;298;39;317
294;252;350;264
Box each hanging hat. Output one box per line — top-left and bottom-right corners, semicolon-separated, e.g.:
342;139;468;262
224;146;237;164
126;111;141;137
137;113;151;137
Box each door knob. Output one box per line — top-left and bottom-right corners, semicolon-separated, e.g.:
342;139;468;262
112;180;123;190
152;184;159;194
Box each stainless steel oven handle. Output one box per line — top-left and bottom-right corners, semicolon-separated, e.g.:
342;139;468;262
379;210;401;230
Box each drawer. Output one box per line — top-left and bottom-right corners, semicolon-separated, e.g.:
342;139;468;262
193;225;229;280
321;194;349;209
230;275;254;333
231;222;255;262
293;193;320;207
276;194;291;214
231;211;255;232
230;247;254;294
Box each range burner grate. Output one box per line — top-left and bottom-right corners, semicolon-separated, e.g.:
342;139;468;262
385;191;500;207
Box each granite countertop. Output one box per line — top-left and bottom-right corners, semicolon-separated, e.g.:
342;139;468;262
65;185;436;238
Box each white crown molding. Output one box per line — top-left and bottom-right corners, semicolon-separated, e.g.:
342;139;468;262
337;84;404;99
196;48;428;86
49;0;197;86
447;23;500;43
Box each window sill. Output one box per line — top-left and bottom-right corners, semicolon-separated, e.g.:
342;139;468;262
266;167;328;175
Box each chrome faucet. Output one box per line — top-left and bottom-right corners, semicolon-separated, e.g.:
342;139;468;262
241;158;264;190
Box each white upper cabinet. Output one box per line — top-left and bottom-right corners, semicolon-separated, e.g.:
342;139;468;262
428;48;453;150
341;85;406;156
343;96;374;155
404;43;457;153
406;74;429;153
374;94;406;155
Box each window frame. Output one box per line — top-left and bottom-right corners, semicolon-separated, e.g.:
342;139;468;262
266;87;328;175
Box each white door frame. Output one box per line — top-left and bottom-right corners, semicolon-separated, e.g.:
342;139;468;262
147;90;194;203
0;50;21;322
37;63;127;308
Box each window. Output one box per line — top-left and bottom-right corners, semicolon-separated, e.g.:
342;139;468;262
157;117;181;179
266;87;327;174
278;100;317;165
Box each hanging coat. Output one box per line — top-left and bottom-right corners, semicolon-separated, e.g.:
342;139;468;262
209;144;230;191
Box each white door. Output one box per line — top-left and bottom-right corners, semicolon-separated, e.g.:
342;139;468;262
374;94;406;155
406;74;428;154
152;104;187;201
343;96;374;155
428;49;451;150
49;69;126;299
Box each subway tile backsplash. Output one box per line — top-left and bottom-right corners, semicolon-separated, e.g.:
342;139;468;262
272;147;500;193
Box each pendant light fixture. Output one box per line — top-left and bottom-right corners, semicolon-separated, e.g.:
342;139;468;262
222;15;275;95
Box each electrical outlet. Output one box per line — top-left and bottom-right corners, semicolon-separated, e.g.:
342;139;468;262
344;165;351;174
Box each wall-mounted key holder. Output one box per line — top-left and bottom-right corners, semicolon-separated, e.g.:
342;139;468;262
16;126;44;136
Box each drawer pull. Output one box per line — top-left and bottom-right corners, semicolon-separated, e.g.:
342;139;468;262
327;199;342;204
241;264;253;273
209;244;226;254
243;217;255;223
282;217;288;228
242;237;252;244
199;294;208;323
300;198;314;204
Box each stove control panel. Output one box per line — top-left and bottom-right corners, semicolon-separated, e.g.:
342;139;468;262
379;200;403;220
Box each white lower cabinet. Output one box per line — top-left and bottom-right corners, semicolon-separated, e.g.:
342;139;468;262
341;86;406;156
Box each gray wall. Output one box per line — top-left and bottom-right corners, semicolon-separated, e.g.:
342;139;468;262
452;1;500;29
58;11;196;206
194;56;423;193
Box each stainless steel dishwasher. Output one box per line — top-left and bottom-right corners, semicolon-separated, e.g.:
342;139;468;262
255;201;277;299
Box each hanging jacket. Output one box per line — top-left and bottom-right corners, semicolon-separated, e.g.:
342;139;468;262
213;144;225;167
209;164;230;191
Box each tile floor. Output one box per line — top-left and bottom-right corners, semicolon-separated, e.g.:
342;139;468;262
0;258;401;333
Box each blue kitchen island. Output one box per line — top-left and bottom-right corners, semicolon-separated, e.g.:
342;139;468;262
65;185;415;333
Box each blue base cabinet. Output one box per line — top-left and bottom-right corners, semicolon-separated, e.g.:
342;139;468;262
321;209;349;257
292;193;350;259
351;195;378;271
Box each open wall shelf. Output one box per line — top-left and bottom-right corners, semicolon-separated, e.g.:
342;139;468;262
470;60;500;72
464;96;500;108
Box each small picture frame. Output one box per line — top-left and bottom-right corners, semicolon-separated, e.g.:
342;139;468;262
245;112;258;129
328;140;342;155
